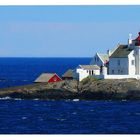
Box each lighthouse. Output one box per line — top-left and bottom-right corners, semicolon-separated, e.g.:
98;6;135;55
134;32;140;75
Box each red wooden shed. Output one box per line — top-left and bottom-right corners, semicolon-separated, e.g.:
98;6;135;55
34;73;62;83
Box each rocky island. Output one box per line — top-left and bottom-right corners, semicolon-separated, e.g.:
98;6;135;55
0;77;140;100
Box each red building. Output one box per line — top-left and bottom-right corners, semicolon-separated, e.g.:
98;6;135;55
133;32;140;46
34;73;62;83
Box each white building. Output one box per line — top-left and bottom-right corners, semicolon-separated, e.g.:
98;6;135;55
90;52;109;67
109;32;140;75
109;45;135;75
76;65;100;81
76;32;140;81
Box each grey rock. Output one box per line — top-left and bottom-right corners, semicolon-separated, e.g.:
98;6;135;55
0;78;140;100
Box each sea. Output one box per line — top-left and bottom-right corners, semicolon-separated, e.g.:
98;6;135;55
0;57;140;134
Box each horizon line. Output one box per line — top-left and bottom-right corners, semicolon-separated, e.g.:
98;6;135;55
0;56;92;58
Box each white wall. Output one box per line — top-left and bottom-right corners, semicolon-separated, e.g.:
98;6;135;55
93;69;100;75
94;74;140;80
134;46;140;75
90;53;104;67
109;58;128;75
102;66;107;75
128;50;135;75
76;68;89;81
76;68;100;81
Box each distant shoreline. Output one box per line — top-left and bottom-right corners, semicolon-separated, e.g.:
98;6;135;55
0;78;140;100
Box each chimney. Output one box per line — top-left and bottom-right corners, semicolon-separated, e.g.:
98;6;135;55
107;50;111;57
128;33;132;47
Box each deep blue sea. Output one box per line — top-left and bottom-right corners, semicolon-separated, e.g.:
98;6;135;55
0;99;140;134
0;57;91;88
0;58;139;134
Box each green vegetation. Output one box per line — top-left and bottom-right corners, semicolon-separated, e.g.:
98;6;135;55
81;76;100;85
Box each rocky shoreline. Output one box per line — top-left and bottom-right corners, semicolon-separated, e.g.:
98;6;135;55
0;77;140;100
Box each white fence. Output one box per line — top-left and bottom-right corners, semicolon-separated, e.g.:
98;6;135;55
94;74;140;80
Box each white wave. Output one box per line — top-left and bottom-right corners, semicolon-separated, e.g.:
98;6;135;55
0;97;23;100
72;112;77;115
73;99;79;102
122;99;127;102
14;98;22;100
65;99;71;102
22;117;27;120
33;98;39;100
0;96;11;100
135;113;140;116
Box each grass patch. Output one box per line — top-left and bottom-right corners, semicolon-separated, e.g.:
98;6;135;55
81;76;100;85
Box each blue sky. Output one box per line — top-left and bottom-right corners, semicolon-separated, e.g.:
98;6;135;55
0;6;140;57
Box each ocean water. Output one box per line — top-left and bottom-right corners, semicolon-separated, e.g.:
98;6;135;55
0;57;91;88
0;58;139;134
0;99;140;134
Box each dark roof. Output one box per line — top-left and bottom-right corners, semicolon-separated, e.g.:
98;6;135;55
35;73;56;82
62;69;73;78
98;53;109;63
110;45;133;58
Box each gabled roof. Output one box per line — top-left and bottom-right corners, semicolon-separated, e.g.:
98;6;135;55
35;73;58;82
110;45;133;58
98;53;109;63
62;69;73;78
79;65;100;70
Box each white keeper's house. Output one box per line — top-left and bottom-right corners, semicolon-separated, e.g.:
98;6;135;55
76;32;140;81
109;32;140;75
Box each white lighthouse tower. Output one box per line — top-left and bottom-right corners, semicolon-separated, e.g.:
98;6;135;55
134;32;140;75
128;33;132;47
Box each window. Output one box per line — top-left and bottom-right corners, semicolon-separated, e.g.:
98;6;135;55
118;60;120;66
89;70;91;75
118;70;120;74
95;57;96;62
112;70;114;74
121;70;123;74
97;57;99;62
132;60;135;65
53;77;57;82
92;70;94;75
